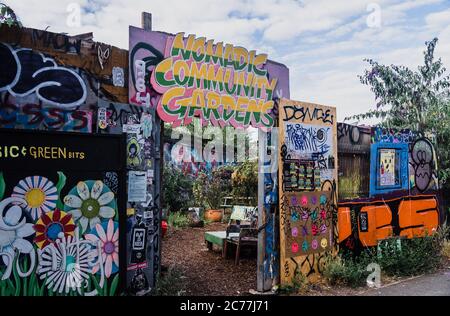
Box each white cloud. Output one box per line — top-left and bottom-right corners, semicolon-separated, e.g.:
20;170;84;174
3;0;450;123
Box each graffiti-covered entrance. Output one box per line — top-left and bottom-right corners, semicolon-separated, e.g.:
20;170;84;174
0;129;126;296
128;22;291;294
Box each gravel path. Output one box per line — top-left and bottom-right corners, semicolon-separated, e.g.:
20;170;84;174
161;222;257;296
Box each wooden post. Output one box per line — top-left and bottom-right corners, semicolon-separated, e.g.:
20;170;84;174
141;11;165;288
141;12;152;31
257;130;266;292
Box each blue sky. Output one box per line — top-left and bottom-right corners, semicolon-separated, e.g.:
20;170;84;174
5;0;450;122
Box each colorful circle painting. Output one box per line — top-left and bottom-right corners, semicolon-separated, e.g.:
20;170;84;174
292;227;299;238
291;196;298;206
312;240;319;250
311;224;318;236
321;238;328;249
302;241;309;252
292;243;299;253
301;196;308;206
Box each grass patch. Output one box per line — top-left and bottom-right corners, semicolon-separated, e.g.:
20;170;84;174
324;228;449;288
152;267;187;296
278;271;309;295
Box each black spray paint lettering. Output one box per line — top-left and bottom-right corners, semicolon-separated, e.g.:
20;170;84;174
106;103;144;128
411;138;435;192
283;105;334;124
286;124;330;154
337;123;364;144
0;43;87;109
32;30;82;54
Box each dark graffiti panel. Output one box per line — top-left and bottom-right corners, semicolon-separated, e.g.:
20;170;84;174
0;43;87;108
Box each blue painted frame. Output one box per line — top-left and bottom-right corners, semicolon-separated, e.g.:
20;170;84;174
370;143;409;197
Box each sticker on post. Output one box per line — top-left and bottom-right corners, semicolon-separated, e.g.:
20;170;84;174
128;171;148;202
123;124;142;134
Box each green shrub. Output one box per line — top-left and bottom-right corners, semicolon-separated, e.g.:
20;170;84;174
323;251;373;288
278;271;309;295
324;229;448;288
167;212;191;229
443;240;450;259
163;164;194;213
377;229;447;277
231;160;258;203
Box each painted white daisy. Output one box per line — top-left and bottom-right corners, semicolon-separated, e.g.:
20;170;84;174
38;233;93;294
63;181;116;234
0;197;35;267
12;176;57;221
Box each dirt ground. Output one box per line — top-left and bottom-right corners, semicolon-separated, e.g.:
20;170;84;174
161;224;450;296
161;222;257;296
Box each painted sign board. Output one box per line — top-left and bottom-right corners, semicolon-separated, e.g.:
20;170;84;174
129;26;289;130
278;100;338;285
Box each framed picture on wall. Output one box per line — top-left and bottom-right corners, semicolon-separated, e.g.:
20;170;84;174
370;143;409;197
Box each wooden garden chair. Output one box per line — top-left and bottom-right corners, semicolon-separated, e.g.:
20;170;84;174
223;206;258;265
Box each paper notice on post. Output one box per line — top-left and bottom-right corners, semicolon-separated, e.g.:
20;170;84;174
128;171;148;202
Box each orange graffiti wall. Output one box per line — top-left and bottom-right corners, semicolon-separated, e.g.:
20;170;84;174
338;195;440;250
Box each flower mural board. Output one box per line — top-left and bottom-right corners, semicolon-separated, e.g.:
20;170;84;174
0;130;126;296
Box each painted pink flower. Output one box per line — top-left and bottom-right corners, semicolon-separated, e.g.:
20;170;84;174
85;219;119;278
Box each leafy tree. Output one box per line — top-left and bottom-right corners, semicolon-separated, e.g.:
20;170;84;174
0;3;22;27
192;166;233;209
231;160;258;202
347;38;450;186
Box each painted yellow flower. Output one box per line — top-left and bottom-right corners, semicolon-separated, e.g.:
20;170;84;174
12;176;58;220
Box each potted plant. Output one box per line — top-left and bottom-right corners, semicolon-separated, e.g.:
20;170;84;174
193;167;233;222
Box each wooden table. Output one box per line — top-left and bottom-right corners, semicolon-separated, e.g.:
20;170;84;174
205;231;239;257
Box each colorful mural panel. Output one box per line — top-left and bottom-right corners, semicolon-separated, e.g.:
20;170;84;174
281;191;333;258
278;100;338;285
370;143;409;196
338;195;440;249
